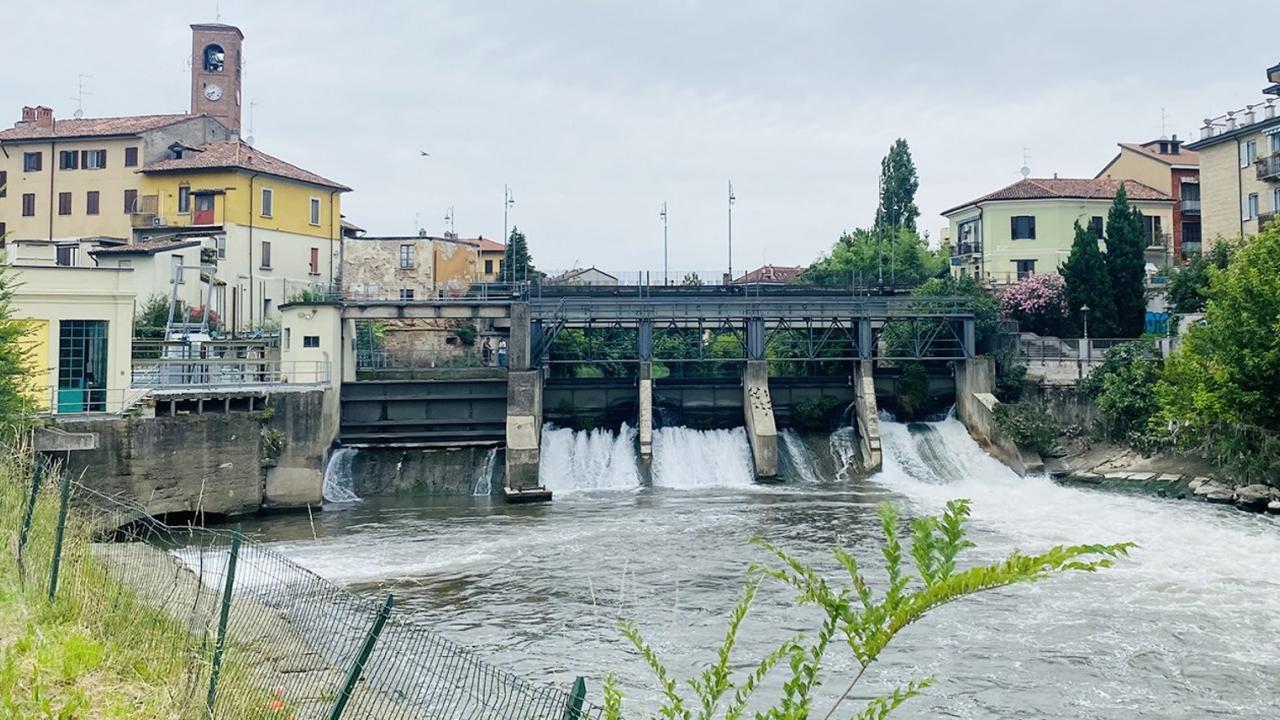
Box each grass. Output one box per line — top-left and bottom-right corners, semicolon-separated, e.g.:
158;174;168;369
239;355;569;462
0;440;289;719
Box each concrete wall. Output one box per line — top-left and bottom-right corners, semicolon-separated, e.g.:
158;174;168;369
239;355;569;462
504;369;544;494
954;357;1026;474
349;446;498;496
342;236;483;301
263;390;335;508
742;360;778;478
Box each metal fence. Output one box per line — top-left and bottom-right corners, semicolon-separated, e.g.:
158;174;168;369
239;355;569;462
6;457;603;720
132;358;331;388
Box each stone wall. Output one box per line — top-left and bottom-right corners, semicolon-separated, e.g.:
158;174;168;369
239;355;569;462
263;390;337;508
349;446;500;496
954;358;1027;474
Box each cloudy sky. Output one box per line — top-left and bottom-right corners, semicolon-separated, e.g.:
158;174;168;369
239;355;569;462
6;1;1275;275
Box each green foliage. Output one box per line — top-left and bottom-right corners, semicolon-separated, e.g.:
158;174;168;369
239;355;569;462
804;228;944;289
604;499;1132;720
914;275;999;349
1103;186;1147;338
994;358;1027;403
993;400;1060;455
895;363;930;419
286;287;331;304
875;139;920;233
455;322;478;347
790;396;843;431
0;267;34;429
1059;220;1116;338
1088;345;1162;445
682;272;705;287
1166;241;1231;314
502;226;537;282
134;293;182;341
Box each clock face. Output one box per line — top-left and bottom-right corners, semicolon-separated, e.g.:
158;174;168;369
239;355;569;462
204;84;223;101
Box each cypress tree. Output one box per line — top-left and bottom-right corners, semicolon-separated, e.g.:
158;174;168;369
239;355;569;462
1060;220;1116;338
502;226;537;282
1103;185;1148;337
874;139;920;233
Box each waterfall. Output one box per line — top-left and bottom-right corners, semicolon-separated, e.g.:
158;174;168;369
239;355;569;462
651;427;755;489
472;449;498;496
321;448;362;503
779;429;821;483
539;424;641;493
828;426;859;481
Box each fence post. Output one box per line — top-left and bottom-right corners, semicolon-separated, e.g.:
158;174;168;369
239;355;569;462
206;530;242;716
561;677;587;720
327;593;394;720
17;454;46;564
46;467;72;602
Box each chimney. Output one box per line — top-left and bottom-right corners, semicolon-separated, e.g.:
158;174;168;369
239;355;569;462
20;106;36;123
1170;134;1181;153
33;106;53;129
1266;99;1276;120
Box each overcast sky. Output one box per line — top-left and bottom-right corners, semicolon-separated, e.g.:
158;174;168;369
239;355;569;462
6;1;1275;274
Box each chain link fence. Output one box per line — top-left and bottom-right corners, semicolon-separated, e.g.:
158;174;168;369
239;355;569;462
5;453;604;720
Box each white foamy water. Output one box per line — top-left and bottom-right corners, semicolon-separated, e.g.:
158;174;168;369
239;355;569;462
779;429;821;483
473;448;498;496
540;424;641;493
321;447;362;503
828;425;859;480
651;426;755;488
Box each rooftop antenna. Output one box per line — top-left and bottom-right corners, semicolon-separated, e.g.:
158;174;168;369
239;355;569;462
215;2;222;22
1020;147;1031;179
444;206;455;236
71;74;92;119
1160;107;1169;139
245;101;257;146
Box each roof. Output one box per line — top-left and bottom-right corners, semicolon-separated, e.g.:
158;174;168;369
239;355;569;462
459;236;504;253
733;265;804;284
190;23;244;39
549;267;619;283
142;141;351;191
1116;141;1199;167
943;177;1173;216
91;237;204;257
0;113;197;142
1186;114;1280;150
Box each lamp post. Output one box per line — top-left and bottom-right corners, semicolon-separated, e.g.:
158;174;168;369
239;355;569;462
502;185;514;282
659;202;668;286
727;180;735;284
1079;303;1091;380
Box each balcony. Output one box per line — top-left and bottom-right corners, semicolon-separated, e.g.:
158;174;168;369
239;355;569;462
1257;152;1280;182
1180;198;1201;214
1260;211;1277;229
950;241;981;257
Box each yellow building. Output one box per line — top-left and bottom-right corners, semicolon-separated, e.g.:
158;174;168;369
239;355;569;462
1185;61;1280;244
461;237;506;282
943;177;1173;284
1096;137;1200;262
342;234;486;300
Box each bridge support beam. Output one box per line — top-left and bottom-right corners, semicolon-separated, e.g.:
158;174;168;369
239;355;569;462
853;361;882;471
963;318;976;358
638;362;653;463
743;360;778;479
504;369;551;503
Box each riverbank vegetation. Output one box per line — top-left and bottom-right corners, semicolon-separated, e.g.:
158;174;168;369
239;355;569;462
603;499;1132;719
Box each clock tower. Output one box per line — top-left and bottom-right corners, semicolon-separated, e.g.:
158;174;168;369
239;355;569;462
190;23;243;134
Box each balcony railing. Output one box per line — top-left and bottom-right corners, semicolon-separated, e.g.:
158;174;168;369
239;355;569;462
1260;211;1277;228
1180;199;1201;213
1257;152;1280;182
949;241;982;257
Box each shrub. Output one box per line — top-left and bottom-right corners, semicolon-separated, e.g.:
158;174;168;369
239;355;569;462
896;362;931;418
455;322;478;347
790;396;843;431
1001;273;1069;337
993;400;1060;455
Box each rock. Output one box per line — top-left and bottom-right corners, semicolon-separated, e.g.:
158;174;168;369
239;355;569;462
1157;474;1182;483
1188;477;1207;491
1104;472;1131;480
1193;481;1225;497
1205;489;1235;504
1234;484;1273;511
1126;472;1157;482
1268;499;1280;514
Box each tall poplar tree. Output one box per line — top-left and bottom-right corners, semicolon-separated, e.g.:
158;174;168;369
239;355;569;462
874;139;920;233
502;226;537;282
1103;185;1148;337
1060;220;1116;338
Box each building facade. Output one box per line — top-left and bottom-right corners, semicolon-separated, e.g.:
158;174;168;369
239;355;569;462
943;177;1173;284
1186;62;1280;244
1096;137;1200;262
342;235;487;301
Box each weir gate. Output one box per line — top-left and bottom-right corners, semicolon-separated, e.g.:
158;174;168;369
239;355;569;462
333;286;976;501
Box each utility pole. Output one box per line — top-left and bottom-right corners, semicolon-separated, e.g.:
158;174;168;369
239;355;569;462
444;206;455;236
660;202;668;286
503;185;514;282
727;180;735;284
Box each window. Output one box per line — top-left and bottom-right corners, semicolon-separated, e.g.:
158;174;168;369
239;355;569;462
260;241;272;269
1015;259;1036;281
1274;187;1280;215
171;254;184;283
124;147;139;167
58;192;72;216
56;245;78;267
399;288;415;301
22;193;35;216
57;320;107;413
400;244;414;269
309;247;319;275
82;149;106;169
1245;193;1260;220
1090;216;1104;240
85;191;99;215
123;189;138;214
260;187;273;218
1010;215;1036;240
0;222;5;238
303;336;320;348
1242;139;1258;168
1183;222;1202;246
1142;214;1163;247
215;234;226;259
0;170;6;197
23;152;42;172
59;150;79;170
1181;182;1200;202
203;44;225;72
484;259;494;274
1271;133;1280;155
309;197;321;225
177;185;191;213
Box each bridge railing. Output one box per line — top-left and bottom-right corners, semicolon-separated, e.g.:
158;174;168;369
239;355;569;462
132;358;331;388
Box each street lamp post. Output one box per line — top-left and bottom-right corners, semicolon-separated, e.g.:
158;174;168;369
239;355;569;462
727;180;735;284
1079;303;1091;380
503;185;514;282
659;202;668;286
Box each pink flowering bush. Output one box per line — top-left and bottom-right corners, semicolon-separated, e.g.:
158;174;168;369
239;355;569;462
1001;273;1070;337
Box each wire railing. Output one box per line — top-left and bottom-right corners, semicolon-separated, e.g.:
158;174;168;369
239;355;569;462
7;457;603;719
132;359;332;388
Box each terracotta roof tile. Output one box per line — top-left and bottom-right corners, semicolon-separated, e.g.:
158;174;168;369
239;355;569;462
733;265;804;284
1118;141;1199;166
944;177;1172;215
459;237;504;252
0;114;195;141
142;141;351;191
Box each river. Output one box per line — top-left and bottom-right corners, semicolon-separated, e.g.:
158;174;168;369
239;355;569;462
241;417;1280;718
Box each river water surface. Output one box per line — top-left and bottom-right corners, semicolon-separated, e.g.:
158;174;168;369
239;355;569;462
244;418;1280;718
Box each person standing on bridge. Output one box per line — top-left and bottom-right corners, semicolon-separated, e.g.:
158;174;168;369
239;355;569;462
497;339;508;368
482;338;493;366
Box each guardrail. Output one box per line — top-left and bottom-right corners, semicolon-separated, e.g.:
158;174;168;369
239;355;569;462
25;387;153;416
132;359;331;388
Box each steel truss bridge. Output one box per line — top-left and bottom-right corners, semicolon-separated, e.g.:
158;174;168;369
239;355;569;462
528;293;976;365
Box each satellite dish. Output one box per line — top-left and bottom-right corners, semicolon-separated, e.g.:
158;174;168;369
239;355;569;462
73;109;84;119
1020;165;1030;178
245;135;255;147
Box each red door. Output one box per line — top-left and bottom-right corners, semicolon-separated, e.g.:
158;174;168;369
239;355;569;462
193;194;215;225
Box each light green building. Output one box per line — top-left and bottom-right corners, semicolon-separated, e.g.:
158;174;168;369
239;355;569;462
942;177;1174;284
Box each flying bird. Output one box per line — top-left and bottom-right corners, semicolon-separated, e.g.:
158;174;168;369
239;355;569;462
420;151;430;157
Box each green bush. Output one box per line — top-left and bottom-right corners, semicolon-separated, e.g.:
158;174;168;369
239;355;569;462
896;362;930;418
455;322;478;347
993;400;1060;455
790;396;843;431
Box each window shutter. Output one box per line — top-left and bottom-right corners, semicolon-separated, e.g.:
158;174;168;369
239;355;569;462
1010;217;1017;238
100;149;107;167
1243;195;1250;220
80;150;88;168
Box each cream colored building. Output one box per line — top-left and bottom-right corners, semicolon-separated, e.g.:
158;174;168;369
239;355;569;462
342;235;490;300
942;177;1173;284
1186;62;1280;244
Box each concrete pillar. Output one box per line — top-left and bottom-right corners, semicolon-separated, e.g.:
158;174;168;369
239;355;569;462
638;319;653;362
858;318;873;360
746;317;766;361
963;318;976;358
504;368;551;502
853;360;882;471
638;361;653;462
508;302;532;371
341;318;358;383
743;360;778;479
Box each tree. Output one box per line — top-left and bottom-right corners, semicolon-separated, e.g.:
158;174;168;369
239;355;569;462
1000;273;1070;337
501;226;536;282
1166;240;1231;314
874;138;920;233
1083;342;1162;443
914;275;999;349
1103;185;1147;337
1060;220;1116;337
681;272;704;287
0;265;34;427
805;227;944;289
